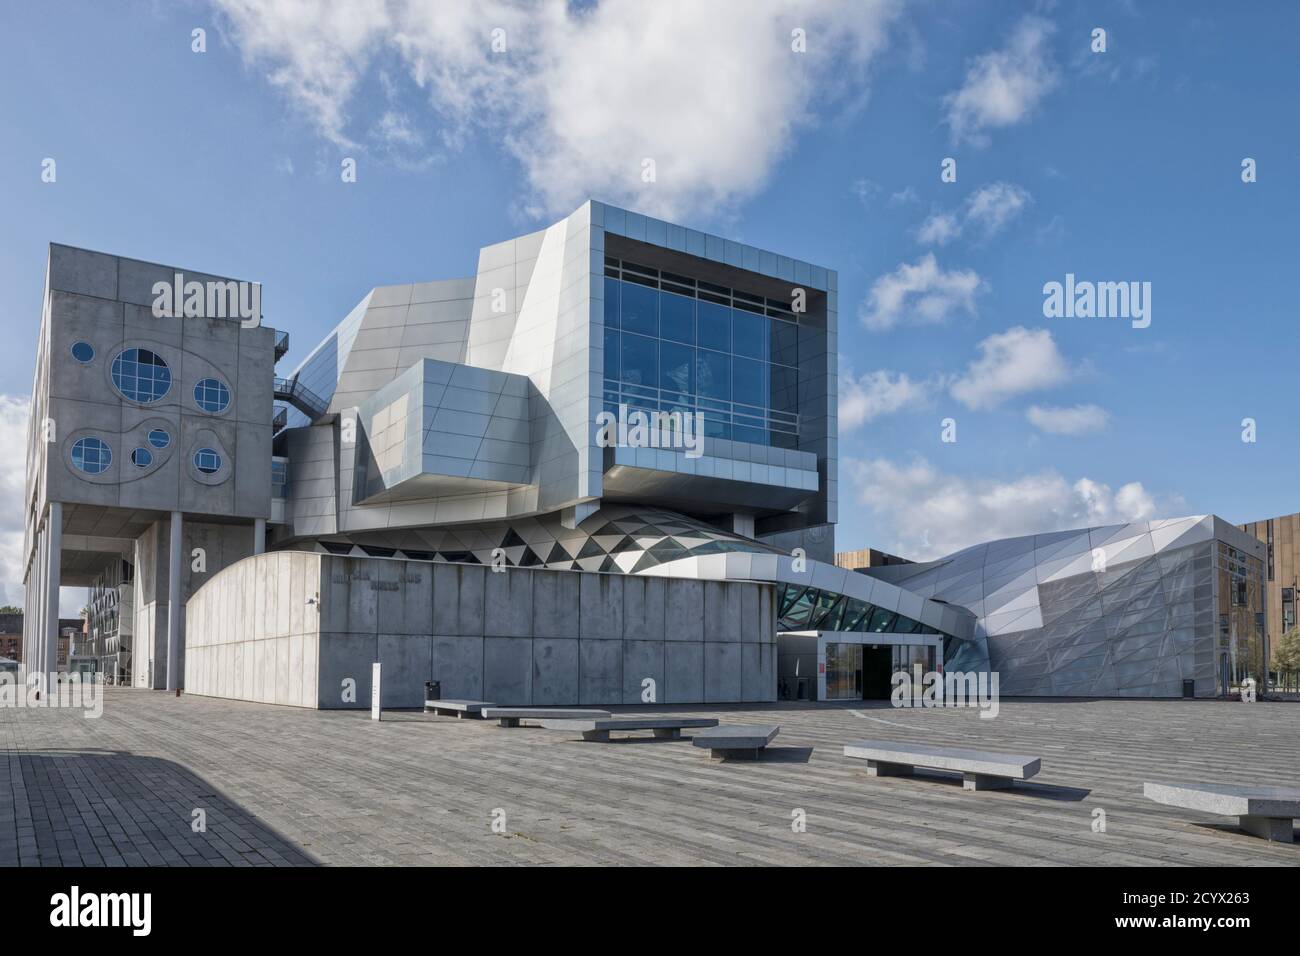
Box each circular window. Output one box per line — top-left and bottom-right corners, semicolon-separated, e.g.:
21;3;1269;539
147;428;170;448
194;447;222;474
193;378;231;413
111;348;171;404
71;437;112;474
130;448;152;468
71;342;95;363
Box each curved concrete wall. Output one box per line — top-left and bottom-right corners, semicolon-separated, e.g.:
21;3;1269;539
186;551;778;709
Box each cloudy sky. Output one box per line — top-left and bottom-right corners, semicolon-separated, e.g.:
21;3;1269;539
1;0;1297;610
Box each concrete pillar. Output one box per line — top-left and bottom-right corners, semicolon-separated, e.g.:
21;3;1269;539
165;510;182;692
44;502;61;684
253;518;266;555
34;525;47;686
730;513;755;539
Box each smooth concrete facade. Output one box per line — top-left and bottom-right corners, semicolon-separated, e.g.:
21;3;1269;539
22;244;276;688
185;552;777;709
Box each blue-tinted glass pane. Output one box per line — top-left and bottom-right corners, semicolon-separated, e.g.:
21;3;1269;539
696;350;730;400
770;365;798;414
733;356;767;408
702;412;730;439
732;310;769;360
620;333;657;386
603;277;619;329
659;291;694;344
131;448;152;467
111;348;171;404
194;448;221;474
620;281;657;336
194;378;230;413
771;319;798;366
603;328;619;379
732;423;767;445
697;300;730;352
71;437;112;474
659;341;695;394
147;428;170;449
71;342;94;363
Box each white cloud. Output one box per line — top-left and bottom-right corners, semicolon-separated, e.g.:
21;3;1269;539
915;212;961;245
916;182;1031;246
944;16;1059;146
1026;403;1110;435
213;0;903;220
859;253;985;331
0;396;29;609
949;326;1069;409
843;455;1161;561
839;368;931;430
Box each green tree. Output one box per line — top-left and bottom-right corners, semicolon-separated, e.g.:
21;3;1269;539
1272;627;1300;693
0;605;20;614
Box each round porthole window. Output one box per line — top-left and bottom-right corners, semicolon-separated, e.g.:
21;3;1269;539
71;437;112;474
148;428;170;448
131;448;152;468
111;348;171;404
193;378;230;413
71;342;95;363
194;447;222;475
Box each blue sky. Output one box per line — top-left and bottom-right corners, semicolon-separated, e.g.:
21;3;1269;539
2;0;1297;598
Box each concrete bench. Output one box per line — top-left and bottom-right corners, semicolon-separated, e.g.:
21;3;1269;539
692;725;780;760
423;699;494;718
843;740;1041;791
540;717;718;742
1144;782;1300;842
480;707;611;728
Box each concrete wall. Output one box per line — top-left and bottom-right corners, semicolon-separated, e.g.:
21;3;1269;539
185;552;778;709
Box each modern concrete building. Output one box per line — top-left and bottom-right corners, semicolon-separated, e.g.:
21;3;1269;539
27;201;1253;707
855;516;1266;698
1237;510;1300;686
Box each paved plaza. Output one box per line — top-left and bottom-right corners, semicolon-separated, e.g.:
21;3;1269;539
2;688;1298;866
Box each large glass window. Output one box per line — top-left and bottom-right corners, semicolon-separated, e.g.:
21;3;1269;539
732;309;769;361
696;350;730;400
660;341;695;394
111;348;171;404
193;378;230;413
620;281;658;336
71;437;112;474
697;300;731;353
602;260;806;449
620;333;657;386
659;291;695;344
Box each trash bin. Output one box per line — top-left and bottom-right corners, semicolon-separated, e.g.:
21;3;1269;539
425;680;441;702
1182;679;1195;699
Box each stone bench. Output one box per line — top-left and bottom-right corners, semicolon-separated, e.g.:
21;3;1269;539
480;707;612;728
423;699;494;718
540;717;718;742
692;725;780;760
843;740;1041;791
1143;782;1300;842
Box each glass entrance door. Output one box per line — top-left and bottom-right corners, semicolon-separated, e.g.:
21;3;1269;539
825;643;863;700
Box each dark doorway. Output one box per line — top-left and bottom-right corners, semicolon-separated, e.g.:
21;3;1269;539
863;646;894;699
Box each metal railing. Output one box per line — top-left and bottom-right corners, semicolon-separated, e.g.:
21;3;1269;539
272;376;328;422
